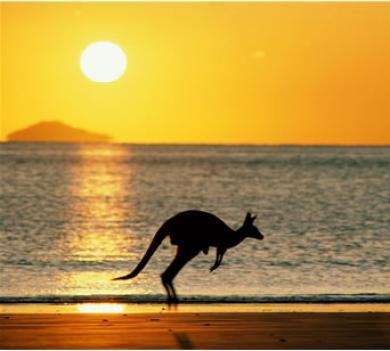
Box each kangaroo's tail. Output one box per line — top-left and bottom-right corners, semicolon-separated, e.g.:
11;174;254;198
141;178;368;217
112;221;170;281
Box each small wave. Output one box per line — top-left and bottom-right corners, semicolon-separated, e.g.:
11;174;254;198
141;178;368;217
0;293;389;304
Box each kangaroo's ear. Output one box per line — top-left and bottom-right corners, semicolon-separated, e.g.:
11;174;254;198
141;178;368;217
244;212;252;224
245;212;257;225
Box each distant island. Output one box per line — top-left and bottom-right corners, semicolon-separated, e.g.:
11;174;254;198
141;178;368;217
7;121;112;143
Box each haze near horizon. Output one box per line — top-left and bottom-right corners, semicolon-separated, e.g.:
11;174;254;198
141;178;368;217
1;2;390;145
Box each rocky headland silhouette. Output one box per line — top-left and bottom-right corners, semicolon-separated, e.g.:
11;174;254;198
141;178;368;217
7;121;111;143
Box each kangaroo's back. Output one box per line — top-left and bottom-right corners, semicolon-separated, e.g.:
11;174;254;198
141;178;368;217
168;210;233;247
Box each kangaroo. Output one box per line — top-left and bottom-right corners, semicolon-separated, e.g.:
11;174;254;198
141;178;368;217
113;210;264;303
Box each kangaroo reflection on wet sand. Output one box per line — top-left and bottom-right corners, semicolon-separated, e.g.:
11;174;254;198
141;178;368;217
113;210;264;304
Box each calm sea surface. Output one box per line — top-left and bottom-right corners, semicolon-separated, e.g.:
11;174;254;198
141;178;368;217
0;143;389;302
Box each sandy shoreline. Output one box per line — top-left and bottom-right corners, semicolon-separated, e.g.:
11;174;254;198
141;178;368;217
1;311;389;349
1;302;390;313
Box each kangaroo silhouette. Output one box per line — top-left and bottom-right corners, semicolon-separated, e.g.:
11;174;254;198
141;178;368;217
113;210;263;303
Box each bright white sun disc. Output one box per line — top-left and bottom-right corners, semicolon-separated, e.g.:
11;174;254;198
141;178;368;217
80;41;127;82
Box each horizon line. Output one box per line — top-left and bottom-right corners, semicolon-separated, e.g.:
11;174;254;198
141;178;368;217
1;140;389;147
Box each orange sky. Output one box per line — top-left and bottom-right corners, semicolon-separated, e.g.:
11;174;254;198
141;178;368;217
1;2;390;144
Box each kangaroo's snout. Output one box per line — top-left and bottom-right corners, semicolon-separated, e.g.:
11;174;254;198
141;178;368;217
256;230;264;240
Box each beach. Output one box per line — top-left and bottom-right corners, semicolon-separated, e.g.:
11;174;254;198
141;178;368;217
1;304;390;349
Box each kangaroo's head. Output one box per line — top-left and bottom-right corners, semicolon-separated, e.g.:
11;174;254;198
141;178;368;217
240;212;263;240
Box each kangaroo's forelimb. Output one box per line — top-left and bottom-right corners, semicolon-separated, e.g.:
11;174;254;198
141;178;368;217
210;247;226;272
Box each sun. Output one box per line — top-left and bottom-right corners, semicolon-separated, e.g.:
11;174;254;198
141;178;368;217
80;41;127;83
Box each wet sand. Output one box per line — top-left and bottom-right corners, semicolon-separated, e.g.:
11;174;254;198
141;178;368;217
1;312;390;349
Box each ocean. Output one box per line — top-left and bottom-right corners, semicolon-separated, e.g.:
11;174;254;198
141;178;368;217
0;143;389;303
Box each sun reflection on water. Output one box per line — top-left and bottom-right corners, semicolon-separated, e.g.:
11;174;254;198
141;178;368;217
66;145;134;259
58;144;141;295
77;303;125;313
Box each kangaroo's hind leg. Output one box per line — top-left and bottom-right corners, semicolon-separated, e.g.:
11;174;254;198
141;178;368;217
161;246;200;304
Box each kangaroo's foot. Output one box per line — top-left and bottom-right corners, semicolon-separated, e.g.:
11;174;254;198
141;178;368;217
160;245;200;304
161;273;180;305
167;295;179;306
161;275;177;303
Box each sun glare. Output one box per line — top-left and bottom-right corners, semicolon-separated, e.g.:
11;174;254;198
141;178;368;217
80;41;127;83
77;303;125;313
